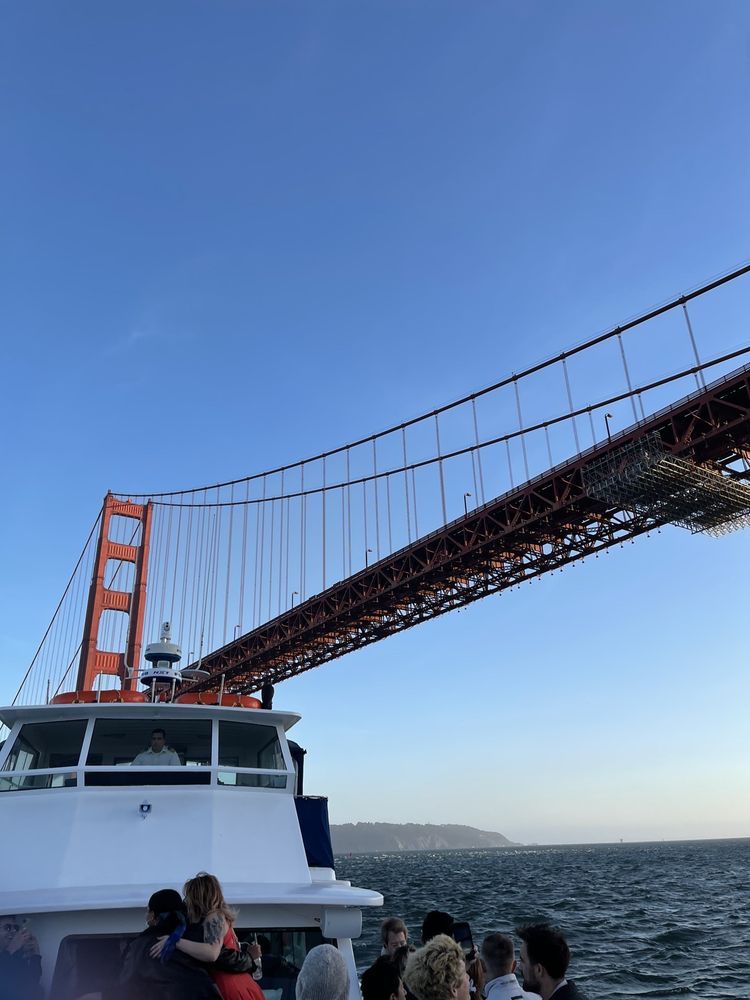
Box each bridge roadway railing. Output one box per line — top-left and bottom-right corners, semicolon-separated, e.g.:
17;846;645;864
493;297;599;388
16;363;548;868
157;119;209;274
184;361;750;695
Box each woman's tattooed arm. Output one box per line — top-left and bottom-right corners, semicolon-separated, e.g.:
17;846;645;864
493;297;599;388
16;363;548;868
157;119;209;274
204;913;226;946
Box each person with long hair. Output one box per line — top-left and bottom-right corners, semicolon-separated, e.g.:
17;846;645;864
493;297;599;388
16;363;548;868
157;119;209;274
150;873;263;1000
117;888;221;1000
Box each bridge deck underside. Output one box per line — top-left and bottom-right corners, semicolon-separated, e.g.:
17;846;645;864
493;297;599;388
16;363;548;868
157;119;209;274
188;364;750;694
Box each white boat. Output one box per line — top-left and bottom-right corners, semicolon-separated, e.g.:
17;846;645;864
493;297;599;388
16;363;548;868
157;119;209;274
0;624;382;999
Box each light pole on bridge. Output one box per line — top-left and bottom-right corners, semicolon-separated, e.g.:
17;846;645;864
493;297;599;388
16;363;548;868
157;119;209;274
463;492;472;516
604;412;614;442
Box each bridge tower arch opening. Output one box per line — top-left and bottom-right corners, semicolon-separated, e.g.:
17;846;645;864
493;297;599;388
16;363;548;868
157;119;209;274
76;494;152;691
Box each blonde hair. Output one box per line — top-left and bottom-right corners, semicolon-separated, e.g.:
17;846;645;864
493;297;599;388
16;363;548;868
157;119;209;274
404;934;466;1000
183;872;236;926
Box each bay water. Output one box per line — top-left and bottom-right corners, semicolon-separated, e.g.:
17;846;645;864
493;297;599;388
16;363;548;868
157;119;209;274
336;838;750;999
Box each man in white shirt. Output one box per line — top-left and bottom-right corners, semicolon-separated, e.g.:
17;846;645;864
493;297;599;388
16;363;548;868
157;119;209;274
481;933;541;1000
132;728;182;766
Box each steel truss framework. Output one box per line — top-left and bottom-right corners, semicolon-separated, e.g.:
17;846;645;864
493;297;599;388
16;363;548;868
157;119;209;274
188;363;750;694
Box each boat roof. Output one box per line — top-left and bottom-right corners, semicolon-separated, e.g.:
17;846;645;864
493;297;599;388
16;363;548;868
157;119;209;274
0;878;383;915
0;700;302;731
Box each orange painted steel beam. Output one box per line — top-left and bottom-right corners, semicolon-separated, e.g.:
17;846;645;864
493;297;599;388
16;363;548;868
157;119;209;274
76;494;152;691
185;362;750;695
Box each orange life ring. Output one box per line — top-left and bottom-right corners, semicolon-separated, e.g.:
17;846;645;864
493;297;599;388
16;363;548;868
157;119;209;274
176;692;261;709
51;689;147;705
51;691;97;704
99;690;147;703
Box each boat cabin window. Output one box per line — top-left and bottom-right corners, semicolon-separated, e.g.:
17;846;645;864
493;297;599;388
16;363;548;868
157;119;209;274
0;720;86;791
218;720;287;788
52;928;330;1000
85;717;212;786
235;927;331;1000
51;933;135;1000
0;714;290;791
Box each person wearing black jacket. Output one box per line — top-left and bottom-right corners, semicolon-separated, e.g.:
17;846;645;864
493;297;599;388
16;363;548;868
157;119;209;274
111;890;221;1000
516;925;589;1000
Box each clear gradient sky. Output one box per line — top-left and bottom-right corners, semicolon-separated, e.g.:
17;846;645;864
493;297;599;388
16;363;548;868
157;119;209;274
1;1;749;844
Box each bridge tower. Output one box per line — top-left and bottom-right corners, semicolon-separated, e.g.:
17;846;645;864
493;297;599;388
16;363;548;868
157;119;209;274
76;493;153;691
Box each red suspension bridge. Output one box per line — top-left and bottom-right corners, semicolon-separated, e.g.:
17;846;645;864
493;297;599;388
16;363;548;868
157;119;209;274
14;264;750;705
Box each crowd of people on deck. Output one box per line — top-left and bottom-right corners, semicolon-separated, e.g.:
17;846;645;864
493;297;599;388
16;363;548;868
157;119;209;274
1;885;588;1000
361;912;588;1000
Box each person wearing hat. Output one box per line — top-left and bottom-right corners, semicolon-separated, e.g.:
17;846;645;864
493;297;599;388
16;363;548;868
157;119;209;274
295;943;350;1000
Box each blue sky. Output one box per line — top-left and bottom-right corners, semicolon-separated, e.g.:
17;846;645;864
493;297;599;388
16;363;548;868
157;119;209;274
1;1;749;843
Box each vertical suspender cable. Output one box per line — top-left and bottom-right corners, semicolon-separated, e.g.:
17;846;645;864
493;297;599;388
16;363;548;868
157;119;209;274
682;302;706;389
178;501;194;645
362;479;369;566
268;493;276;621
59;538;86;695
199;510;217;658
158;504;173;631
411;467;419;538
223;483;234;644
209;489;223;651
562;355;581;453
303;478;308;601
322;456;327;590
143;509;163;660
386;474;393;554
169;504;183;626
204;507;217;654
544;425;553;467
341;484;346;579
258;477;267;626
284;496;291;608
472;398;486;504
401;427;412;543
346;447;353;576
587;409;597;446
616;332;640;422
513;378;530;480
252;482;262;629
505;439;514;489
47;576;67;701
278;470;286;616
238;479;249;632
299;464;306;602
372;440;381;559
434;413;448;524
189;496;207;656
206;503;219;655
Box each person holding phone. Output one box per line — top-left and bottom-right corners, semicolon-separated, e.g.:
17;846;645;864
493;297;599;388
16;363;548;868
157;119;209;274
0;915;42;1000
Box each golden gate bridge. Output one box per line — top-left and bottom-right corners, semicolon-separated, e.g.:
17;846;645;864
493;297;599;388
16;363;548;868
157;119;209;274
13;264;750;706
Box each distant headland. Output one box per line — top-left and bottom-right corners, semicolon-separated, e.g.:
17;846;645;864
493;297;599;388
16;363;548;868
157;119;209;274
331;822;518;854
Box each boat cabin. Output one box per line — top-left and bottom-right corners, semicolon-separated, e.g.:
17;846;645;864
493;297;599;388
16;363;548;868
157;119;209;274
0;699;381;1000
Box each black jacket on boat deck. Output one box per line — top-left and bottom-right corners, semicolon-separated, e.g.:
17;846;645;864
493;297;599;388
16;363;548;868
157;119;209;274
0;949;43;1000
108;925;222;1000
550;982;589;1000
